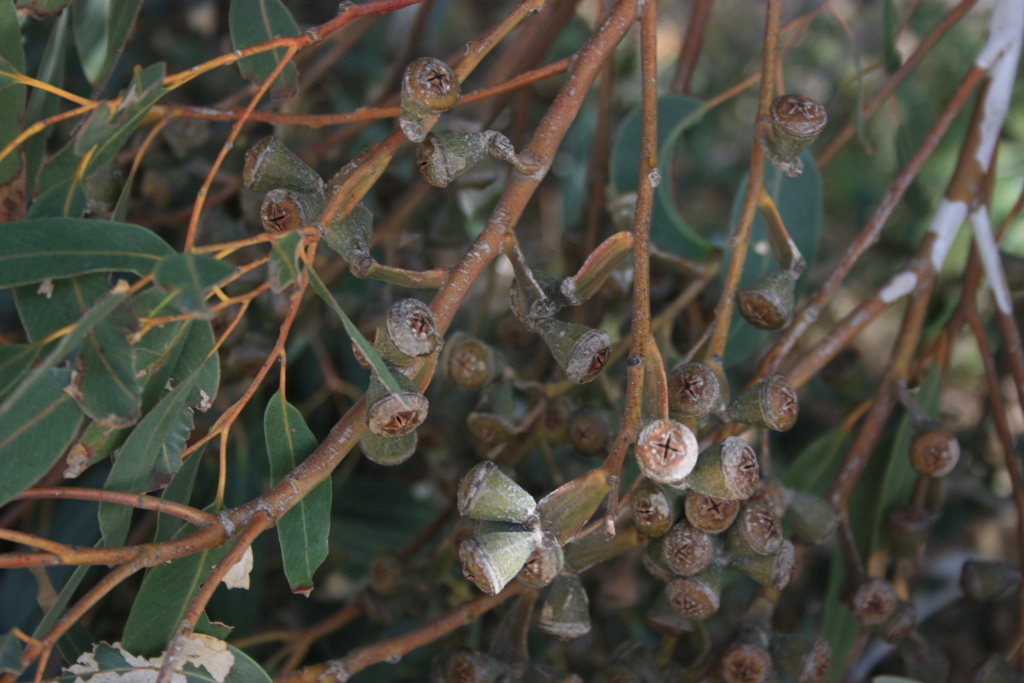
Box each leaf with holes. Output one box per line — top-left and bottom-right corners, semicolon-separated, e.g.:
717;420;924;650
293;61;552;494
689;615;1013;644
153;253;236;314
0;367;83;508
229;0;300;100
265;391;331;596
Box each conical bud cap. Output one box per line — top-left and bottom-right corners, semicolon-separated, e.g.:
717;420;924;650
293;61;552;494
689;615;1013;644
457;462;537;524
727;375;799;431
537;318;611;384
459;531;539;595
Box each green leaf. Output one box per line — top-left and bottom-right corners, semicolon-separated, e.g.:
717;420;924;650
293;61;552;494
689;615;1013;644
721;151;823;366
24;8;69;199
861;366;942;556
0;344;37;398
0;629;23;674
99;356;214;547
15;274;109;343
195;613;233;641
59;640;272;683
229;0;300;100
0;367;83;508
36;62;167;192
264;391;331;595
268;231;303;293
0;281;129;420
26;178;89;219
0;218;174;287
0;2;26;186
610;95;712;260
70;296;142;428
16;0;75;18
306;265;405;398
782;427;850;496
122;516;234;657
882;0;902;74
154;253;236;314
821;547;860;683
154;450;203;544
71;0;145;89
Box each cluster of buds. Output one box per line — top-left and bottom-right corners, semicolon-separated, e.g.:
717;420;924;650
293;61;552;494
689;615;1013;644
358;299;440;464
243;136;327;234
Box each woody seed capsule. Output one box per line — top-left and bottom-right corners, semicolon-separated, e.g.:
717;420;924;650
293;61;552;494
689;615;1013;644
727;375;799;431
459;531;539;595
632;483;681;538
467;382;518;445
322;203;374;276
738;270;796;331
365;366;429;437
666;563;722;621
260;188;325;234
243;135;325;194
784;490;840;545
668;362;722;418
727;539;796;590
417;130;531;187
909;427;960;477
429;648;504;683
636;418;699;487
662;520;715;577
646;588;698;636
567;408;611;455
359;430;417;466
770;634;832;683
850;578;898;626
441;332;505;390
400;57;460;142
887;504;932;557
767;95;827;177
721;643;773;683
874;599;917;643
457;461;537;524
536;317;612;384
374;298;440;365
517;545;564;589
687;437;760;500
543;395;577;444
538;574;591;640
685;492;740;535
641;536;678;583
727;501;784;556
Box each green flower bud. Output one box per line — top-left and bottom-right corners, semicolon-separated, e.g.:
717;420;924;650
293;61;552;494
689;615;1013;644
457;461;537;524
467;381;518;445
243;136;325;194
400;57;460;142
568;407;611;455
538;574;591;640
459;531;539;595
322;203;374;276
663;520;716;577
726;540;795;590
766;95;827;177
517;545;564;589
685;492;740;535
850;578;897;626
726;376;799;432
260;188;325;233
668;362;722;419
359;430;417;466
738;270;796;331
726;501;783;556
441;332;506;390
784;490;839;545
636;418;699;488
632;483;682;538
374;298;441;366
886;504;931;558
770;634;831;683
687;437;760;500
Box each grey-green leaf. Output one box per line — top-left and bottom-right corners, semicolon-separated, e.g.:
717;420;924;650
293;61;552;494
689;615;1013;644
0;218;174;287
0;367;83;508
154;253;236;314
0;2;26;186
0;344;37;398
71;297;142;428
71;0;146;89
0;629;23;674
268;231;303;293
265;391;331;595
229;0;300;100
24;9;69;199
16;0;74;18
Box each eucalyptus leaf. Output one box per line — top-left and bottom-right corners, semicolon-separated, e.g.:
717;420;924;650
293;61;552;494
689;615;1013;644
0;629;22;674
71;0;145;89
153;253;236;314
228;0;300;100
25;178;89;219
268;231;303;293
0;2;26;191
264;391;331;595
58;639;272;683
24;9;69;200
0;344;37;399
0;218;173;287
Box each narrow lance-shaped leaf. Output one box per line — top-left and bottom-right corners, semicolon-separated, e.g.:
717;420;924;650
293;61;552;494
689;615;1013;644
0;218;174;287
0;344;37;399
0;280;130;419
0;367;83;508
153;253;236;314
306;265;407;399
0;1;26;221
268;231;303;293
265;391;331;596
23;6;68;199
229;0;300;100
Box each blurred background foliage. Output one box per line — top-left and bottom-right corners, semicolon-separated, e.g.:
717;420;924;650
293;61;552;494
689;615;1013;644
1;0;1023;681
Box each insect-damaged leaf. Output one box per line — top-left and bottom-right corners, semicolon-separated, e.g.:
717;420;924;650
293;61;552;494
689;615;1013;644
228;0;300;100
0;367;83;508
0;218;173;288
153;253;236;314
264;391;331;596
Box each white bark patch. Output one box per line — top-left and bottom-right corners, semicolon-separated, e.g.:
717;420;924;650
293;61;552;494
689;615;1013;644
221;546;253;590
879;272;918;303
970;207;1014;314
974;0;1023;167
927;199;968;271
65;636;235;683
